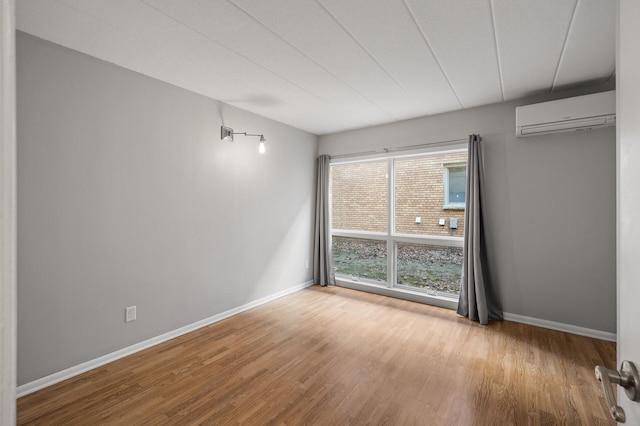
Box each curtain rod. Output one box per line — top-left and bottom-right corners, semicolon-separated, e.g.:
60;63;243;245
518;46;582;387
329;137;469;160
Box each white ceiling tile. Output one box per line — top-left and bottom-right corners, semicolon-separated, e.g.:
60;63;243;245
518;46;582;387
58;0;328;109
16;0;616;135
229;0;424;119
492;0;578;100
317;0;461;114
143;0;395;122
185;39;386;125
552;0;615;89
55;0;205;54
405;0;504;108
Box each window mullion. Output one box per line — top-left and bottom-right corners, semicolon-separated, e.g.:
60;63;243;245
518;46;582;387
387;159;395;289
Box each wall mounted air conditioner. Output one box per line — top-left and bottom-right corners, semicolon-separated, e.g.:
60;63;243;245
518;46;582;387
516;90;616;137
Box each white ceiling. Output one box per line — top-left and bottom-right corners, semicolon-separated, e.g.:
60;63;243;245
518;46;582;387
16;0;615;135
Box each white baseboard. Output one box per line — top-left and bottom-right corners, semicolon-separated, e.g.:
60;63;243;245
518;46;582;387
503;312;616;342
17;280;314;398
336;281;615;342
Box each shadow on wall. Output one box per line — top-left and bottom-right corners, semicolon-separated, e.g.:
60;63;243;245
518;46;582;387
249;196;314;302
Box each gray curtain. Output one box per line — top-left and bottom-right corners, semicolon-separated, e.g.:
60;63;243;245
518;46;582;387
313;155;335;286
457;135;502;324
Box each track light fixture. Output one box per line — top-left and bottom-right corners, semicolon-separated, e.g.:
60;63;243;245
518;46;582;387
221;126;266;154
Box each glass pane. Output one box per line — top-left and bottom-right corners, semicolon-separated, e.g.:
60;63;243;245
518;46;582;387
396;243;462;297
331;161;388;232
332;237;387;283
447;166;466;205
395;153;467;237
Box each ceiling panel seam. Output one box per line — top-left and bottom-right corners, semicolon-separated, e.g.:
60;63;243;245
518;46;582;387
402;0;463;109
488;0;505;102
226;0;394;122
550;0;580;93
139;0;345;111
48;0;286;109
315;0;433;112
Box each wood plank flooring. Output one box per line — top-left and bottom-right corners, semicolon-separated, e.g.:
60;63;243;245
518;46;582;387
18;285;616;425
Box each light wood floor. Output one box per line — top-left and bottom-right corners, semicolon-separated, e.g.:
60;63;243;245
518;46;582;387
18;285;616;425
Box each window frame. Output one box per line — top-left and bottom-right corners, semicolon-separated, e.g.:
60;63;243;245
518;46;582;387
329;145;466;306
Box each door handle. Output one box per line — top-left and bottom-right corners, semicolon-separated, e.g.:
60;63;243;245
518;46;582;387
595;360;640;423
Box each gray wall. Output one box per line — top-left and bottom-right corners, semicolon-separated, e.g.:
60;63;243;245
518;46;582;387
17;32;317;385
320;87;616;334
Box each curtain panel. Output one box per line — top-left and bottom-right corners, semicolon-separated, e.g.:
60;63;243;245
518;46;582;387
457;135;502;324
313;155;335;286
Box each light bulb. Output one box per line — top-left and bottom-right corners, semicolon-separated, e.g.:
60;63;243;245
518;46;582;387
258;141;266;154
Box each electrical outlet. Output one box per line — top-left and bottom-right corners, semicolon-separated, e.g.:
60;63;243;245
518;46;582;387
125;306;136;322
305;260;309;270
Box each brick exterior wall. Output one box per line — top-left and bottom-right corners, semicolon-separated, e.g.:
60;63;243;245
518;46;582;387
331;161;388;232
331;152;467;237
395;153;467;237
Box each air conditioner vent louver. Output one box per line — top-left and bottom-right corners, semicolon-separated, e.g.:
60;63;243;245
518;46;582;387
516;91;615;138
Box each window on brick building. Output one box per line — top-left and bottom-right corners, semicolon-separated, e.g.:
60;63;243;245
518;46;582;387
330;148;467;299
443;164;467;209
